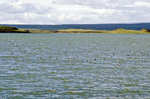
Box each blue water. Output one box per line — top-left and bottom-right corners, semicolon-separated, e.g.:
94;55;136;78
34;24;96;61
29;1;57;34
0;33;150;98
1;23;150;30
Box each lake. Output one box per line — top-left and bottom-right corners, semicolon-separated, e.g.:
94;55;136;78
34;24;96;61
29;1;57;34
0;33;150;98
3;23;150;30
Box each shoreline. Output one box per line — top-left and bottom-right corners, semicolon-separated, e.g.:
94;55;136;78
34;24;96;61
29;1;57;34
0;26;150;34
26;28;150;34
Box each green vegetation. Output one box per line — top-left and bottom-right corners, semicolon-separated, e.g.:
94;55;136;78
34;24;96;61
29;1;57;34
28;28;150;34
56;28;150;34
0;26;29;33
58;29;106;33
111;28;150;34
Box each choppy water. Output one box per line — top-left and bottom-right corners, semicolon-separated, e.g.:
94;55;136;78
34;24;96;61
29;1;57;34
0;33;150;99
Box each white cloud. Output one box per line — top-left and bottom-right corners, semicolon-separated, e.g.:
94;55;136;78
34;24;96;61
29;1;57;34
0;0;150;24
134;1;150;7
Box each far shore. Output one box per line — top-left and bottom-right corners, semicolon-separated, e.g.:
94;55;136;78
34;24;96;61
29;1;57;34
0;26;150;34
25;28;150;34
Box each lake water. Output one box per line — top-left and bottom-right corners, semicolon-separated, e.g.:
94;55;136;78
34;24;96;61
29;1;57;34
0;33;150;98
3;23;150;30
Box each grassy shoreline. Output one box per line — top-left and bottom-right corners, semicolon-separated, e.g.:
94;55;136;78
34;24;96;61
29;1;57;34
0;26;150;34
27;28;150;34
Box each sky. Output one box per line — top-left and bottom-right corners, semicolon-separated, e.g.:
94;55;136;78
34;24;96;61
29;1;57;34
0;0;150;24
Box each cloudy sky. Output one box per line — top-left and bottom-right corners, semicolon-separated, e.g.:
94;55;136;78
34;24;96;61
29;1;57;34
0;0;150;24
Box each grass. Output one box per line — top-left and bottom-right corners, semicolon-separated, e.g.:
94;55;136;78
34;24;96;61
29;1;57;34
110;28;150;34
58;29;107;33
28;28;150;34
57;28;150;34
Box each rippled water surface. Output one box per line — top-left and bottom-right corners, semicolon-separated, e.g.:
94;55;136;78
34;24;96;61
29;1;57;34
0;33;150;98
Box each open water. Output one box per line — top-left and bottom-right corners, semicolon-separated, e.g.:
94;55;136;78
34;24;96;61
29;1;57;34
0;33;150;98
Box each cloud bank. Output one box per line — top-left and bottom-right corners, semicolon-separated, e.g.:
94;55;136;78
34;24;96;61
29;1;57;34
0;0;150;24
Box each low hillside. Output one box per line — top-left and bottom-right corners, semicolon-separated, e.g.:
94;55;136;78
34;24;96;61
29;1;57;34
111;28;150;34
0;26;29;33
